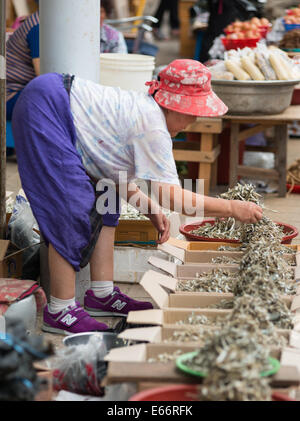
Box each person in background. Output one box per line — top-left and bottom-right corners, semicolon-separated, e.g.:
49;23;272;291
153;0;180;40
100;0;128;53
200;0;257;63
6;0;127;120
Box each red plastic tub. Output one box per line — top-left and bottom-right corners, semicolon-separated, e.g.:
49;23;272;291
179;220;298;244
287;183;300;194
129;384;295;401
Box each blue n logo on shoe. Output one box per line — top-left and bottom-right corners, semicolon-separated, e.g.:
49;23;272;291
111;300;126;311
61;314;77;326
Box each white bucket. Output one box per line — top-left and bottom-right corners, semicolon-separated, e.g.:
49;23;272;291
100;53;155;93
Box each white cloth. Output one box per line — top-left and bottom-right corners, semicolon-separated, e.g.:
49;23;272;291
70;77;180;186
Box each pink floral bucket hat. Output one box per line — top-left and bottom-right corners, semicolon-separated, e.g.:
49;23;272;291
146;59;228;117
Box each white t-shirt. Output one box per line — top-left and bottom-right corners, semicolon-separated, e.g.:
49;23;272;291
69;77;180;186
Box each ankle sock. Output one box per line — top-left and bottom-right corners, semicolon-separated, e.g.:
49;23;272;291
91;281;114;298
49;296;76;314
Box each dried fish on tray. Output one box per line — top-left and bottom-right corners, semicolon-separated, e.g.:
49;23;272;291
211;256;240;265
176;313;215;326
147;349;184;363
164;327;207;344
176;269;238;293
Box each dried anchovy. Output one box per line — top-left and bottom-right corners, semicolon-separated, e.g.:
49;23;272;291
190;218;242;241
218;245;246;252
176;313;216;326
240;216;285;244
185;326;272;375
239;239;296;270
209;299;235;309
211;256;240;265
199;351;272;401
147;350;183;363
164;327;207;344
176;269;238;293
235;283;293;330
218;183;262;204
236;264;296;296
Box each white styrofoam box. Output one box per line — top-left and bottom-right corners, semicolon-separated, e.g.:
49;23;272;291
4;295;37;335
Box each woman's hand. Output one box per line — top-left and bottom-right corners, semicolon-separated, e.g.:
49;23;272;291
147;212;170;244
229;200;263;223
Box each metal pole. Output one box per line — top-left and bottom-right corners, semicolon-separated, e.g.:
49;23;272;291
0;0;6;239
39;0;100;83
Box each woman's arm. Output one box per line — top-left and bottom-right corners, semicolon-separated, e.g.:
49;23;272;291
151;182;263;223
120;182;263;224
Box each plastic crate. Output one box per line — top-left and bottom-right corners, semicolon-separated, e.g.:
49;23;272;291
115;219;159;246
221;37;260;50
283;21;300;31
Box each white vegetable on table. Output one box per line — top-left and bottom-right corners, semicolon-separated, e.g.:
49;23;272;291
241;56;265;81
225;60;251;81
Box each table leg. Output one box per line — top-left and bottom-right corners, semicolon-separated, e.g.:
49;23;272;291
274;124;288;198
198;133;213;195
229;123;240;188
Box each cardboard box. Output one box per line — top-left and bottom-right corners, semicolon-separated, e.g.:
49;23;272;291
148;256;300;282
158;238;300;266
105;360;300;387
0;240;23;278
139;270;294;308
127;308;233;329
104;343;196;363
104;343;300;387
119;325;291;347
115;220;159;246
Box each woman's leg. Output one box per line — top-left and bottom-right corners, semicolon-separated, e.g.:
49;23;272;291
49;244;76;299
90;226;115;282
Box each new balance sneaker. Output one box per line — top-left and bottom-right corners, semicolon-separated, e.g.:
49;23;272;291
84;287;153;317
42;301;109;335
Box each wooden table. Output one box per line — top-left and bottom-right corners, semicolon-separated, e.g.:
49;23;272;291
173;118;223;195
223;105;300;197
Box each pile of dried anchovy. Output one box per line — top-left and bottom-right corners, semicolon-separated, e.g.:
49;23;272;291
176;269;238;293
184;324;272;376
235;283;293;330
235;261;296;296
218;183;262;204
199;348;272;401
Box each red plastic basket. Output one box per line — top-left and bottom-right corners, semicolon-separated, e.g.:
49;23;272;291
221;37;260;50
224;26;270;38
129;384;295;401
287;183;300;194
179;220;298;244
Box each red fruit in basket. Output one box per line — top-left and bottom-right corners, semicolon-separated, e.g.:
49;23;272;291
260;17;269;25
251;17;260;25
226;24;234;32
242;22;251;30
227;33;239;39
245;31;256;38
237;32;245;39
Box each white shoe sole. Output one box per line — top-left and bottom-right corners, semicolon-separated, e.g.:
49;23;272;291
42;324;73;336
85;308;128;317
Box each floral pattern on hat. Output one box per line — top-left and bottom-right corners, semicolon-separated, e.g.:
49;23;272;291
146;59;228;117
